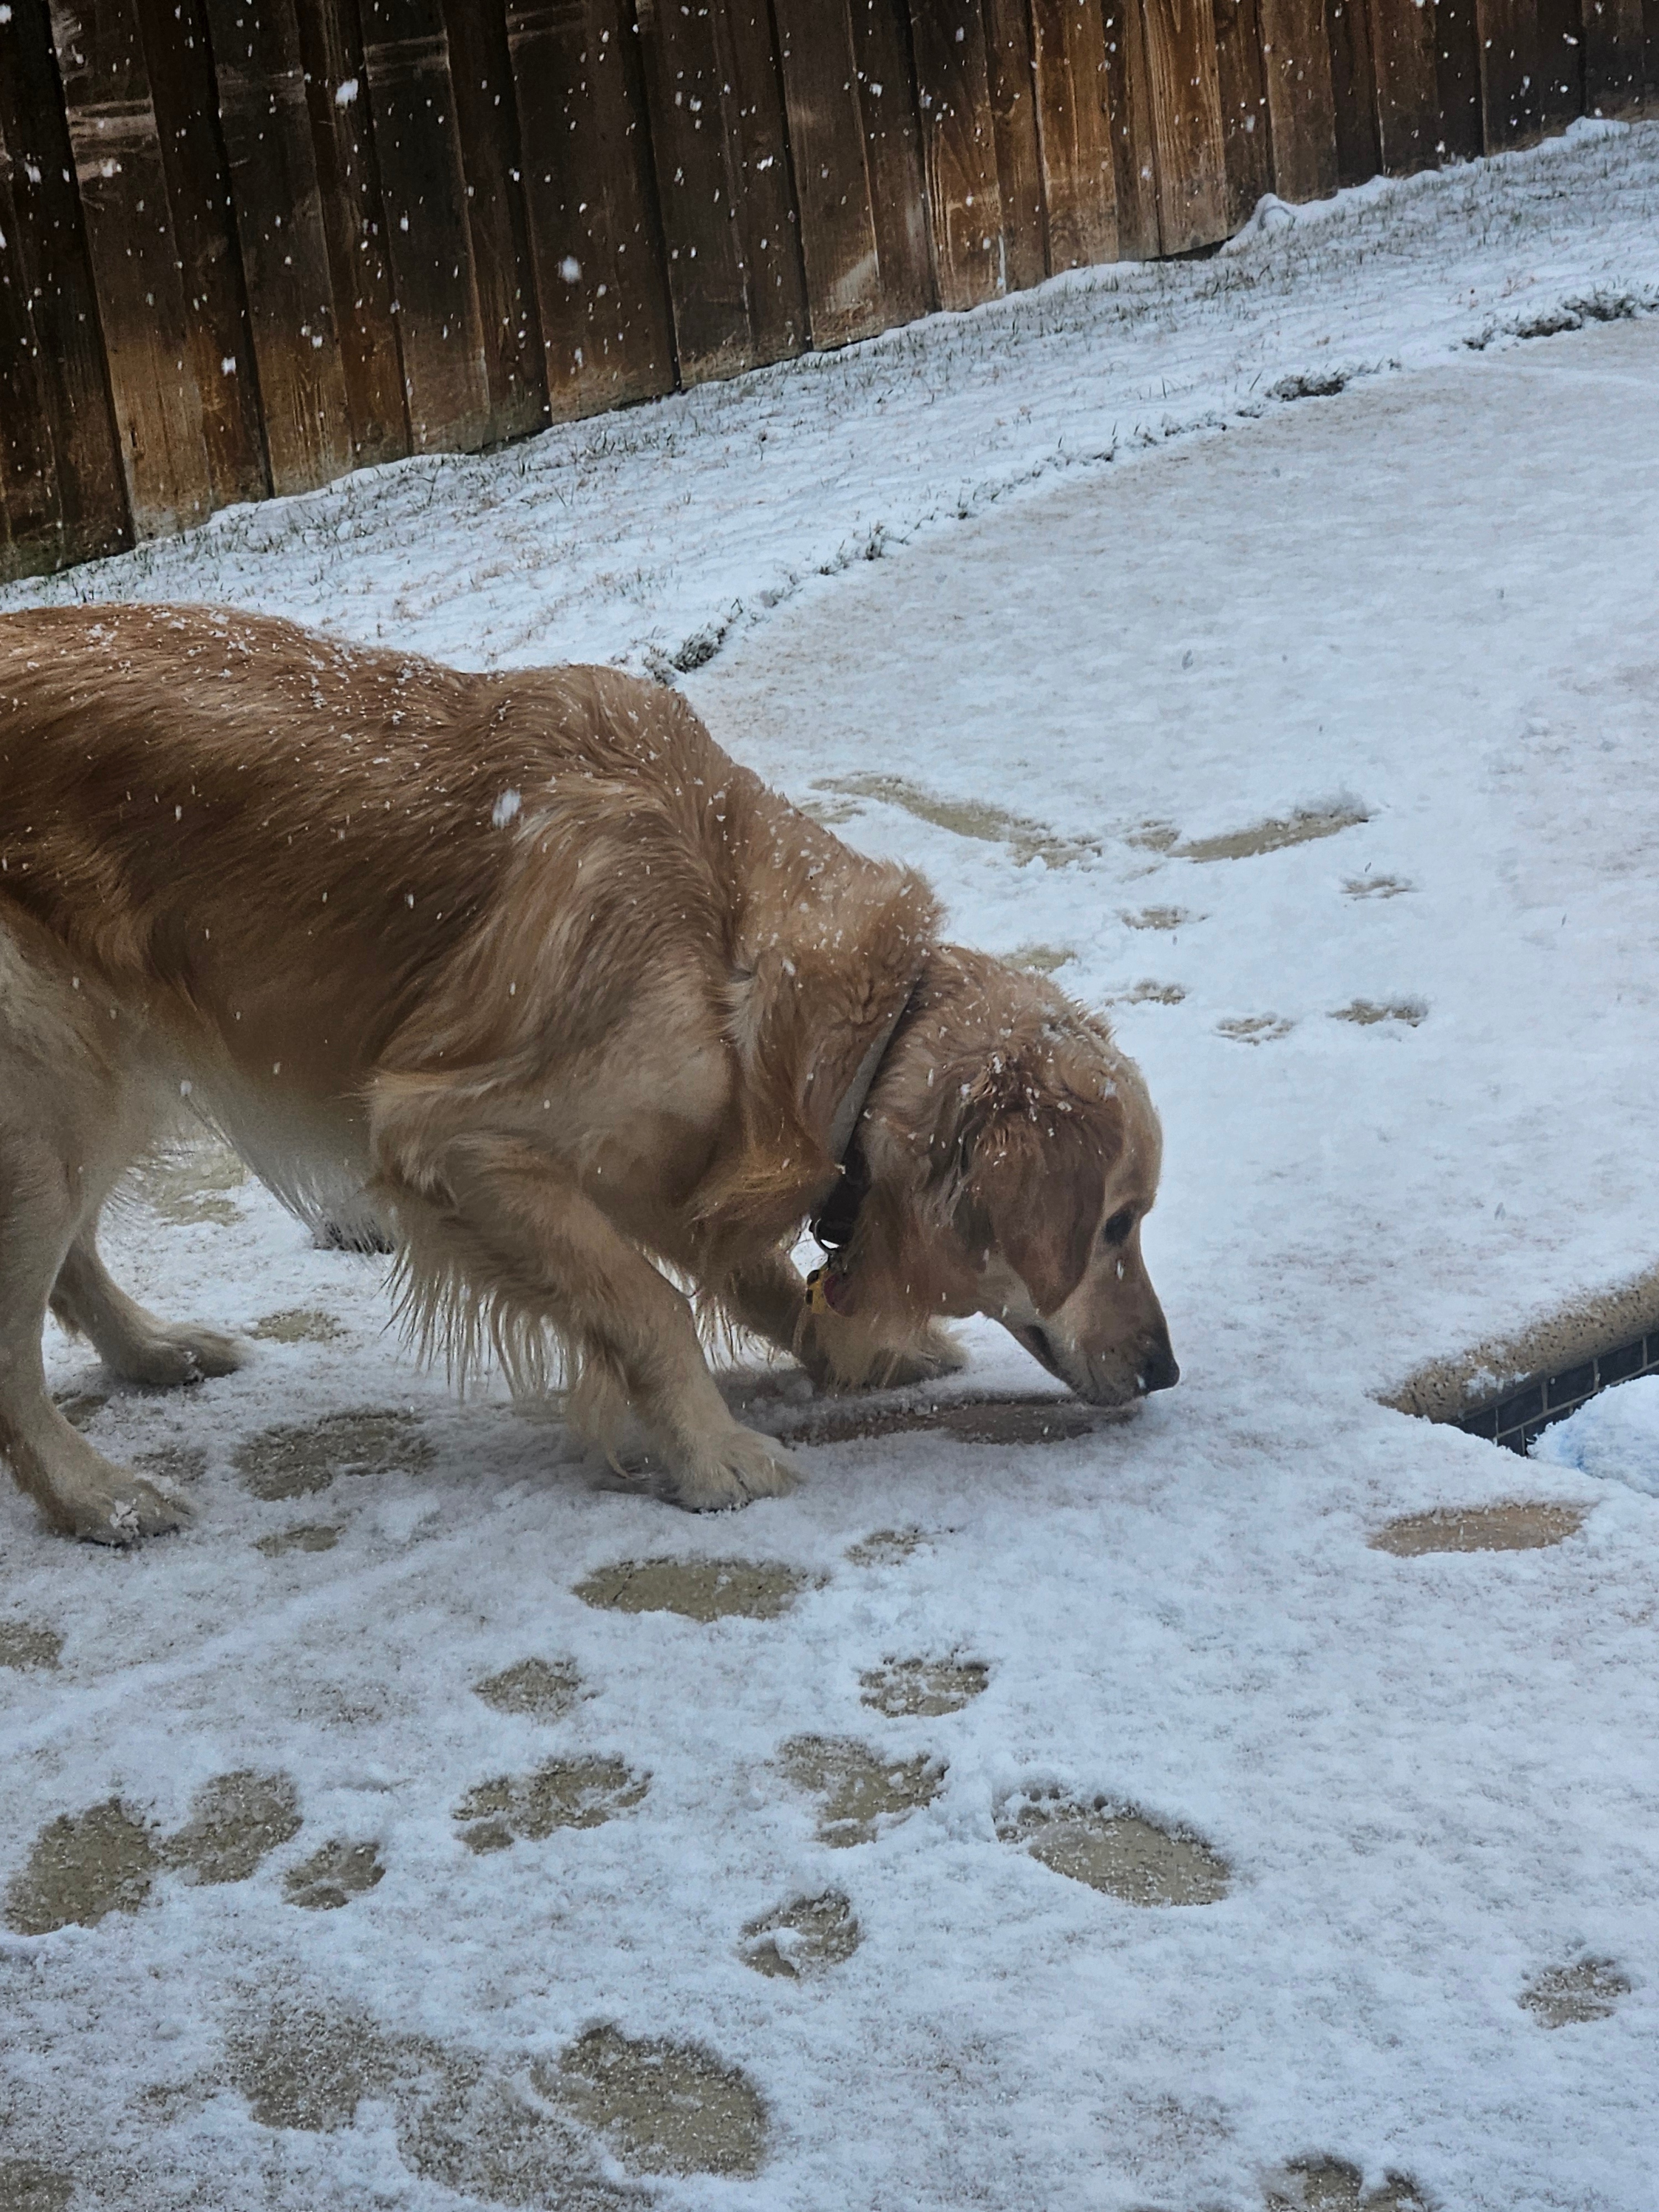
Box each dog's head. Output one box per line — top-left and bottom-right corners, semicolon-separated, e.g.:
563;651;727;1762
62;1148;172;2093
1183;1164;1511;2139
865;950;1177;1407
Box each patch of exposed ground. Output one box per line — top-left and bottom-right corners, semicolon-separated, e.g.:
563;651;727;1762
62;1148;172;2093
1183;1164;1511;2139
1520;1958;1630;2026
163;1770;302;1886
1264;2157;1432;2211
4;1799;160;1933
575;1557;812;1622
779;1736;946;1847
283;1839;386;1911
740;1889;862;1979
455;1759;649;1854
844;1526;926;1566
790;1395;1104;1447
0;1623;61;1671
541;2025;768;2178
228;2004;404;2133
1011;944;1074;972
255;1522;341;1556
1173;806;1369;862
1113;979;1188;1005
401;2058;627;2206
812;774;1096;867
135;1443;207;1486
135;1144;248;1227
860;1657;989;1717
0;2161;74;2212
473;1657;582;1719
250;1307;343;1344
999;1793;1230;1905
1217;1014;1295;1044
1370;1503;1585;1555
1122;905;1196;929
234;1408;433;1499
1344;874;1412;898
1330;999;1426;1027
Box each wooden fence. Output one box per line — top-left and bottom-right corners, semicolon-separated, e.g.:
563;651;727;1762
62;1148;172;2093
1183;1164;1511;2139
1;0;1653;580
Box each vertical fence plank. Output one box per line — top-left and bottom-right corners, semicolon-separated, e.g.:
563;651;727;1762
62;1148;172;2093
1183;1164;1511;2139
1261;0;1338;197
909;0;1005;309
1582;0;1645;108
1213;0;1273;224
205;0;356;494
441;0;549;437
0;0;127;565
359;0;492;451
0;118;64;576
1028;0;1119;267
1367;0;1440;168
847;0;935;320
1139;0;1229;249
294;0;410;468
633;0;807;382
1327;0;1380;180
506;0;676;417
1477;0;1540;142
1435;0;1486;155
1103;0;1164;254
49;0;214;537
982;0;1047;288
135;0;268;509
1647;0;1658;98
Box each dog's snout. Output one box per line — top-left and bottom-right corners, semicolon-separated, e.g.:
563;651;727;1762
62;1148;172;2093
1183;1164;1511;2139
1138;1344;1180;1395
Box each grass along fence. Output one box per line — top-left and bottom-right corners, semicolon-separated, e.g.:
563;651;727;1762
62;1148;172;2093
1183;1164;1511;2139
1;0;1653;582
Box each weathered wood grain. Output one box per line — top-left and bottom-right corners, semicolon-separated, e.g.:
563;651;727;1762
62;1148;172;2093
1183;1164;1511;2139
135;0;267;508
48;0;213;536
294;0;410;468
1260;0;1339;199
847;0;935;322
1029;0;1119;267
506;0;676;416
1103;0;1164;256
1581;0;1645;109
1435;0;1486;156
1477;0;1541;141
0;114;62;575
1140;0;1229;251
982;0;1047;289
1213;0;1274;227
908;0;1005;309
359;0;492;452
1367;0;1440;170
441;0;549;436
1327;0;1380;182
634;0;807;379
0;0;127;565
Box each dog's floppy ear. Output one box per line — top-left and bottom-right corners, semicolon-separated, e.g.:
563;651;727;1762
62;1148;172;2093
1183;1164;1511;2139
951;1084;1117;1317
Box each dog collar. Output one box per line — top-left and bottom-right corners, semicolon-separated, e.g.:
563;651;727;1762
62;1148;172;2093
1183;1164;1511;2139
807;972;925;1283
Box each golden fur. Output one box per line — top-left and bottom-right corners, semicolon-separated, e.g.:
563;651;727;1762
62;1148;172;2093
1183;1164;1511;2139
0;604;1175;1541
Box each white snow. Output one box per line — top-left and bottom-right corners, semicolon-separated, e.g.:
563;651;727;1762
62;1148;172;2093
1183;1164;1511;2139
1533;1378;1659;1497
3;122;1659;2212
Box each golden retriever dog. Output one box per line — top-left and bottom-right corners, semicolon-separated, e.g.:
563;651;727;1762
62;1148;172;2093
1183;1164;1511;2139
0;604;1176;1542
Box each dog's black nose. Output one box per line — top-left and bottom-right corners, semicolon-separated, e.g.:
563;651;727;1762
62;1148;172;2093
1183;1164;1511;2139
1139;1346;1180;1394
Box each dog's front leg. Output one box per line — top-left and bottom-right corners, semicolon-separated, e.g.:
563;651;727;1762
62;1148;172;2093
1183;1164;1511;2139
380;1134;799;1511
722;1250;966;1393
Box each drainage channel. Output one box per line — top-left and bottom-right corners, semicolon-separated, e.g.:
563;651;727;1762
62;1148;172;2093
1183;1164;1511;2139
1454;1329;1659;1454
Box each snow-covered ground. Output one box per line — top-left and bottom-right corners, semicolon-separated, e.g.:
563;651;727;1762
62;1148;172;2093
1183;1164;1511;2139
4;121;1659;2212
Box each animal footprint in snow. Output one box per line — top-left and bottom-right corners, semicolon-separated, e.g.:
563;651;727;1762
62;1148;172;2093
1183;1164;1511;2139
860;1657;988;1718
575;1557;813;1622
0;1621;62;1671
1113;979;1187;1005
1370;1503;1585;1555
1264;2156;1432;2211
1344;874;1412;899
453;1758;649;1853
778;1735;946;1846
472;1657;582;1719
845;1526;926;1567
740;1889;862;1978
235;1408;433;1499
284;1838;386;1911
1520;1958;1629;2026
4;1799;160;1934
1217;1014;1294;1044
1175;806;1369;862
255;1522;341;1556
539;2024;768;2178
251;1307;343;1344
1121;905;1196;930
1329;999;1425;1027
164;1770;302;1886
998;1791;1230;1905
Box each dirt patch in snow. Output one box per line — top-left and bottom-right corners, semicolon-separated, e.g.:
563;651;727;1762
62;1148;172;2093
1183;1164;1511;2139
135;1144;248;1227
0;1622;61;1671
1264;2157;1431;2211
1520;1958;1629;2026
844;1526;926;1567
740;1888;862;1978
283;1837;385;1911
860;1657;988;1717
999;1794;1231;1905
4;1799;160;1933
235;1408;432;1499
1369;1503;1585;1554
1173;806;1369;862
812;774;1097;867
250;1307;343;1344
1217;1015;1295;1044
575;1557;813;1622
542;2024;768;2177
0;2160;74;2211
163;1770;302;1887
788;1395;1108;1447
1330;999;1425;1027
454;1758;649;1853
255;1521;341;1556
779;1736;946;1846
473;1657;582;1719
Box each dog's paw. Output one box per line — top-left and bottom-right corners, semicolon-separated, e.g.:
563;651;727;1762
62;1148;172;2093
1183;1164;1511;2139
60;1472;194;1546
114;1324;246;1389
667;1426;802;1512
870;1326;967;1390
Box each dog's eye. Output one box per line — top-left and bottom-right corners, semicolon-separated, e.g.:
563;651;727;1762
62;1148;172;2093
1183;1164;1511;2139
1101;1208;1135;1246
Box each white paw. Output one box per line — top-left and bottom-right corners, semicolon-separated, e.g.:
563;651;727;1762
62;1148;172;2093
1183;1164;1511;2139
669;1426;802;1512
121;1326;246;1387
68;1474;193;1546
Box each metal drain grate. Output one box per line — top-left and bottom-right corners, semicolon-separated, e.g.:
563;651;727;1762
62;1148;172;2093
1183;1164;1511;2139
1455;1329;1659;1453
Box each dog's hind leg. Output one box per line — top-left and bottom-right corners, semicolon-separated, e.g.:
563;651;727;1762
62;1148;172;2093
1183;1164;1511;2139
0;1139;191;1542
379;1133;800;1511
50;1224;244;1387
